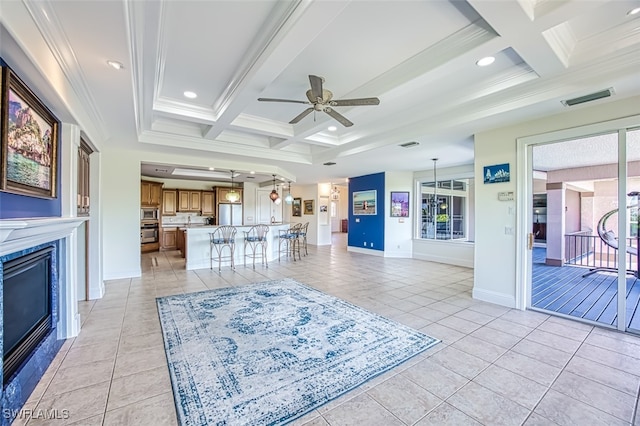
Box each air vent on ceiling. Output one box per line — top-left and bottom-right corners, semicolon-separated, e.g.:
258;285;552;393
561;88;614;107
323;162;336;166
154;168;170;173
399;141;420;148
172;168;240;179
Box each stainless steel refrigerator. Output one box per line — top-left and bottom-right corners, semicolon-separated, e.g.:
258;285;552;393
218;203;243;225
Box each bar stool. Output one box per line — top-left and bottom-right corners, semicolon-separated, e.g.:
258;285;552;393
298;222;309;256
243;225;269;268
278;223;302;261
209;226;237;272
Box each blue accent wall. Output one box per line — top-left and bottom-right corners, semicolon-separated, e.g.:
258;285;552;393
348;172;385;251
0;58;62;219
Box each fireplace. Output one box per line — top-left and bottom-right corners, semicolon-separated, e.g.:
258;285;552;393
2;246;53;385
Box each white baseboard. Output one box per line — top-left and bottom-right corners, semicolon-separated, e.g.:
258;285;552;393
384;250;412;258
413;253;474;268
103;268;141;281
347;246;385;257
472;287;516;308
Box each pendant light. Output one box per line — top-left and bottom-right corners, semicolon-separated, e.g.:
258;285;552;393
226;170;240;203
284;181;293;204
432;158;438;236
269;174;280;203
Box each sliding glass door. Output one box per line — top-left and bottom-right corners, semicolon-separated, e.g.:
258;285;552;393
519;117;640;334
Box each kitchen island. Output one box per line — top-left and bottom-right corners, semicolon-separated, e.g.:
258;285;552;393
179;224;291;270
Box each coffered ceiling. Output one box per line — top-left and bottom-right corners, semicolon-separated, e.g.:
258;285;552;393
1;0;639;184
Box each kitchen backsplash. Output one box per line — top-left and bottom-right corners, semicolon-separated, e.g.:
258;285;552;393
162;212;210;225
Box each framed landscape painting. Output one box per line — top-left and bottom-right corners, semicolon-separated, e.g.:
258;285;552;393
1;67;59;198
353;190;376;215
292;197;302;217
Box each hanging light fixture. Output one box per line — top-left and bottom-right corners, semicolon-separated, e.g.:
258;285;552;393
432;158;438;236
269;174;280;203
285;181;294;204
226;170;240;202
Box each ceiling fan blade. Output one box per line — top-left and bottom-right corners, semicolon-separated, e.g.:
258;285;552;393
324;107;353;127
330;97;380;106
257;98;310;104
289;108;314;124
309;75;324;101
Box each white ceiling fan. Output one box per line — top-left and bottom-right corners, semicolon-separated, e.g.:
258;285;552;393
258;75;380;127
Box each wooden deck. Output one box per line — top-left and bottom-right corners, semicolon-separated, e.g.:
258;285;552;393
532;248;640;331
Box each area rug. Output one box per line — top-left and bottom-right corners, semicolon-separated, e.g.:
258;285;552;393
156;278;439;425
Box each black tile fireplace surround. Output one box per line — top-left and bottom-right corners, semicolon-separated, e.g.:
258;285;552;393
2;246;53;385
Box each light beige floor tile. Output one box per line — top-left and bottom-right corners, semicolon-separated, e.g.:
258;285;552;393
117;330;164;354
366;374;442;424
525;329;583;354
447;381;530;426
414;402;481;425
535;389;628;426
485;317;534;338
436;316;481;334
473;364;548;410
453;308;496;325
469;325;522;349
43;359;114;397
106;365;172;411
429;346;489;379
575;343;640;374
500;309;549;328
494;351;561;387
401;358;469;400
322;393;403;426
511;339;572;368
551;371;635;422
584;331;640;359
565;355;640;396
420;323;466;344
536;318;592;341
113;345;168;378
59;341;118;368
451;335;507;362
523;412;560;425
103;391;177;426
30;381;110;425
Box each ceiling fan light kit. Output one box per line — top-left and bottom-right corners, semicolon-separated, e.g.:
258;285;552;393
258;75;380;127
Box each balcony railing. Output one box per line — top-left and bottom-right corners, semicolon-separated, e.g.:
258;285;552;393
564;232;638;272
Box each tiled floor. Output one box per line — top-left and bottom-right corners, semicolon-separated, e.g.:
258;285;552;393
14;234;640;425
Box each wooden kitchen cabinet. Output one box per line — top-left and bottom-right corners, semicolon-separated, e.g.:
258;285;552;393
215;187;243;204
161;228;177;250
162;190;177;216
178;190;201;212
176;228;186;258
201;191;215;216
141;180;163;206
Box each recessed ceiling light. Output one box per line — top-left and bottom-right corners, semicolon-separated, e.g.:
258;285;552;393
107;60;124;70
328;126;337;132
184;91;197;99
208;167;214;171
250;171;255;174
628;7;640;15
476;56;495;67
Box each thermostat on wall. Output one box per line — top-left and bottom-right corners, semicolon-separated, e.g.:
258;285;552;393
498;191;514;201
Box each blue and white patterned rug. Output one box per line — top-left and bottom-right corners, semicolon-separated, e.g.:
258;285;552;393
156;278;440;425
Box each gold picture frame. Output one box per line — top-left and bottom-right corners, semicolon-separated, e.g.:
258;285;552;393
1;66;59;198
303;199;314;215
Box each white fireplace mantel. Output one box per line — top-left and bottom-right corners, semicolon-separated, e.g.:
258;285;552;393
0;217;87;257
0;216;88;338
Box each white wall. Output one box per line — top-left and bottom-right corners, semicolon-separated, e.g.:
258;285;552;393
384;171;413;257
317;183;331;246
102;146;141;279
289;184;323;245
474;96;640;308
